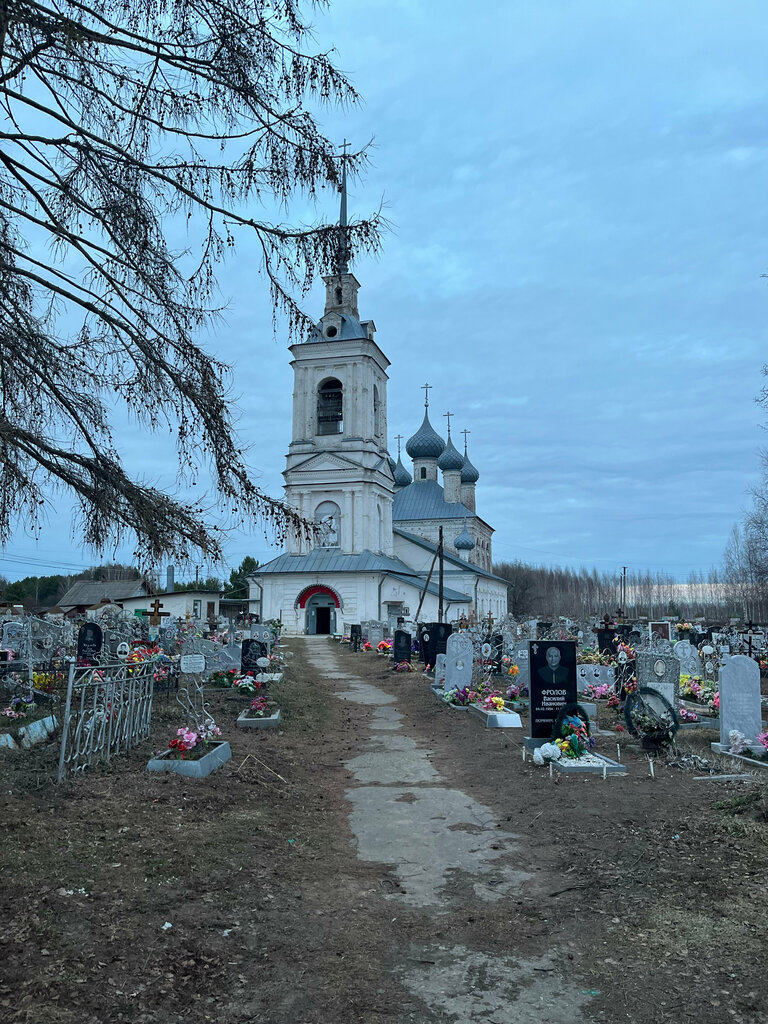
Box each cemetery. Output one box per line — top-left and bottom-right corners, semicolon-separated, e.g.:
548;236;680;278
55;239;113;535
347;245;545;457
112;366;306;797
2;610;768;1023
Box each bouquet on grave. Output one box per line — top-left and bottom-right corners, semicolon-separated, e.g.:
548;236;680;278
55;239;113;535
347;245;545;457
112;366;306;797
443;685;474;706
167;720;222;760
209;668;238;688
233;673;263;695
481;692;506;713
394;660;415;672
554;715;595;759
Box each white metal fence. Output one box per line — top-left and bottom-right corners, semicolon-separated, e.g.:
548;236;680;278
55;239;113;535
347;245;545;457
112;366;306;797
57;660;154;782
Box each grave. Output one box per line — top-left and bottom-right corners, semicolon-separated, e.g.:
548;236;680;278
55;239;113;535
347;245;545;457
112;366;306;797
512;644;530;688
674;639;702;678
367;622;385;647
444;633;473;693
393;629;412;664
434;653;447;690
636;653;680;708
77;622;103;661
241;638;267;673
713;655;763;754
420;622;453;668
526;640;577;745
576;664;616;693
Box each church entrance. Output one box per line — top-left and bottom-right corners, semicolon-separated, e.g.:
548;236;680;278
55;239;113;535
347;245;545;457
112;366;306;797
304;592;337;635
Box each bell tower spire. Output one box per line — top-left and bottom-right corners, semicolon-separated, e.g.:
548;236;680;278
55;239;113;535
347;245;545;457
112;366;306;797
323;140;360;318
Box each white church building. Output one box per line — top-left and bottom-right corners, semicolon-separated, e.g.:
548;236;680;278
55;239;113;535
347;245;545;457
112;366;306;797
249;176;508;635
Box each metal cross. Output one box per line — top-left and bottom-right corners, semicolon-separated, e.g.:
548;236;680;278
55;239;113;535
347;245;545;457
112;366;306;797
443;411;453;436
421;382;431;407
461;428;471;452
395;434;403;456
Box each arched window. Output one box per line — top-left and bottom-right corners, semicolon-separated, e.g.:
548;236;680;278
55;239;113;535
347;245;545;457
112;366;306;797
420;467;427;479
317;378;343;435
314;501;341;548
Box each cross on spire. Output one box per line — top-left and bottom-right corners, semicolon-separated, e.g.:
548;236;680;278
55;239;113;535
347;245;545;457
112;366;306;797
443;411;453;436
461;428;471;454
421;383;431;408
337;139;350;273
395;434;404;457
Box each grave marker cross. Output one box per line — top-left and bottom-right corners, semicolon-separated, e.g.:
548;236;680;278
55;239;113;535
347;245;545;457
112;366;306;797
739;619;760;658
141;599;171;627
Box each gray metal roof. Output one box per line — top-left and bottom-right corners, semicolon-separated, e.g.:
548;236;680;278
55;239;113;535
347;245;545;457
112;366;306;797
405;410;445;459
461;450;480;483
58;579;151;609
438;435;464;472
254;548;417;575
393;455;412;488
309;312;367;342
454;524;475;550
393;527;508;583
393;480;475;521
384;571;470;603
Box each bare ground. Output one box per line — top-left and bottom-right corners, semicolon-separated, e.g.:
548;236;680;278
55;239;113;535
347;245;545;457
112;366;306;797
1;638;767;1023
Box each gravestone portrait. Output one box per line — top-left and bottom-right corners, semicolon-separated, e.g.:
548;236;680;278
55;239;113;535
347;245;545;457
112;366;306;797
393;629;411;664
77;622;103;661
444;633;473;692
649;621;671;641
528;640;577;738
241;638;267;672
636;653;680;708
250;624;271;644
577;664;615;694
718;655;762;746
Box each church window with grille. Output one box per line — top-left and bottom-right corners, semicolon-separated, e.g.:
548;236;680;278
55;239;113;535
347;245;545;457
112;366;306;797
317;378;343;435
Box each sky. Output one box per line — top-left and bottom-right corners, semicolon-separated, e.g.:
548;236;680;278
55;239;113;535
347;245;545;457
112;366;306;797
4;0;768;584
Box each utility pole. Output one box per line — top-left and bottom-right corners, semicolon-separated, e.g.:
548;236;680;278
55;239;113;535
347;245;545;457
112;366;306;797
438;526;444;623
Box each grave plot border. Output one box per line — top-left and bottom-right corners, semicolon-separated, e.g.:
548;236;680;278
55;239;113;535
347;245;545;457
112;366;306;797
552;753;627;775
147;740;232;777
236;709;282;730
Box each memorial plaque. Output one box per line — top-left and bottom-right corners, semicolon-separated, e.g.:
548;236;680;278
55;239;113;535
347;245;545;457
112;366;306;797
393;629;411;664
528;640;577;738
180;654;206;674
77;622;103;660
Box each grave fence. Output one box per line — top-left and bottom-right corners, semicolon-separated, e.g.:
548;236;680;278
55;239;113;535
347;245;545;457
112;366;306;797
57;660;155;783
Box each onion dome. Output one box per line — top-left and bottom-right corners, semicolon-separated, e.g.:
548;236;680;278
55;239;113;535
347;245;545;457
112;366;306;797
455;523;475;551
461;450;480;484
438;435;464;472
405;410;445;460
393;456;412;488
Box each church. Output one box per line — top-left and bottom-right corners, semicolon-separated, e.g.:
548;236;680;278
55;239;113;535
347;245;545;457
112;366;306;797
248;172;508;635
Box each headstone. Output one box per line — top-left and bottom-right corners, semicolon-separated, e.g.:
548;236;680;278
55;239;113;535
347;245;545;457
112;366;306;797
528;640;577;739
180;654;206;675
241;638;266;672
674;640;702;678
77;622;103;661
367;622;385;647
576;664;616;694
421;622;453;667
718;655;762;746
393;629;411;664
250;624;271;644
350;623;362;652
444;633;473;692
595;627;617;654
435;653;447;689
513;644;530;688
636;653;680;708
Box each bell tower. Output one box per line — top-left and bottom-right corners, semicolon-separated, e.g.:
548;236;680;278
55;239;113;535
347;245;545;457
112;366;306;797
283;149;394;555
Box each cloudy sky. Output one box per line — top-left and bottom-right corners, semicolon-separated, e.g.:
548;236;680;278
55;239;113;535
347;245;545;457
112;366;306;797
4;0;768;584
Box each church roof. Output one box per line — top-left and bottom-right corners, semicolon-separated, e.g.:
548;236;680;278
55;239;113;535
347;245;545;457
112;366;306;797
393;479;474;521
461;450;480;484
454;523;475;550
393;455;412;488
309;312;368;343
405;410;445;459
393;527;508;583
251;548;470;602
438;435;464;472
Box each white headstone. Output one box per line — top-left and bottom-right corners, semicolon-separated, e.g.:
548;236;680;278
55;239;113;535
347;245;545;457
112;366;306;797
718;655;762;746
513;645;530;687
445;633;473;692
368;622;385;646
674;640;702;678
435;653;447;689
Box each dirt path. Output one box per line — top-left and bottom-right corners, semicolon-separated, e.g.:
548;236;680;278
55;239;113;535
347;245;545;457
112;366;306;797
1;637;767;1024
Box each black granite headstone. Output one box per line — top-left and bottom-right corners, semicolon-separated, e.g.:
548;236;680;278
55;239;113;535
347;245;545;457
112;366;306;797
241;639;267;672
77;622;103;661
393;629;411;664
528;640;578;739
422;622;453;668
595;628;617;654
350;623;362;652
